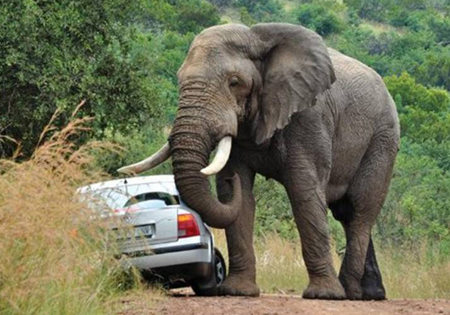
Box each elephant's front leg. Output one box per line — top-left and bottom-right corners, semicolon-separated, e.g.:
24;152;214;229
216;159;259;297
286;182;346;300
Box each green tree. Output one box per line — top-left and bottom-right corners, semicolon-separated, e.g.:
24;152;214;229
0;0;167;158
293;3;344;36
239;7;257;26
167;0;220;34
379;145;450;257
235;0;285;22
385;72;450;113
385;72;450;142
415;48;450;91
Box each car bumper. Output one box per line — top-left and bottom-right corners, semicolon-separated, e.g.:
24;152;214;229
121;235;213;270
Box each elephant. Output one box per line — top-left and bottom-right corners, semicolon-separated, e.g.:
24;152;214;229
118;23;400;300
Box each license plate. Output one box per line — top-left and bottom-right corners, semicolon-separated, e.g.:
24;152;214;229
115;224;154;240
134;224;153;238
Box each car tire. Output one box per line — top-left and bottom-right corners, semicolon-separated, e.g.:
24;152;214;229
192;248;226;296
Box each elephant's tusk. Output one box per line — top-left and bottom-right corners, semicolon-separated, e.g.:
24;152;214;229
117;143;171;175
201;136;232;176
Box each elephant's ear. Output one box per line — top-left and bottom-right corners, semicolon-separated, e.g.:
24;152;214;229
250;23;336;145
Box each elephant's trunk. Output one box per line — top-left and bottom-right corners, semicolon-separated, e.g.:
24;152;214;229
169;100;241;229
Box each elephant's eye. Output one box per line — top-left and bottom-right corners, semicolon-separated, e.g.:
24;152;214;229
229;76;240;87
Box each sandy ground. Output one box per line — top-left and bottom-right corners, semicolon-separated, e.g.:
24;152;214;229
118;291;450;315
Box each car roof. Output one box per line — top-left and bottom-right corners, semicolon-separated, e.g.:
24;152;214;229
78;175;175;193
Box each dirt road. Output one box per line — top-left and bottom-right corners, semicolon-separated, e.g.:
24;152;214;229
119;292;450;315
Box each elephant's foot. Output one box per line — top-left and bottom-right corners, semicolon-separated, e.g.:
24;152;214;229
303;276;346;300
362;279;386;300
361;248;387;300
339;277;386;300
340;271;386;300
218;275;260;297
340;278;363;300
362;285;386;300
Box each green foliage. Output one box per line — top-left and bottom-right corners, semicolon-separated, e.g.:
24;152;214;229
0;0;218;158
0;0;166;158
94;120;172;176
416;47;450;91
424;11;450;43
385;72;450;113
385;72;450;142
253;176;298;239
379;142;450;257
292;3;344;36
345;0;428;22
235;0;285;22
167;0;220;34
239;7;257;26
145;0;220;33
209;0;235;8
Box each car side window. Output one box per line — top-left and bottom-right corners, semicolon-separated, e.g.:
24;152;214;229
124;192;180;208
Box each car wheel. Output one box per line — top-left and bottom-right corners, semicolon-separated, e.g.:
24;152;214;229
192;248;226;296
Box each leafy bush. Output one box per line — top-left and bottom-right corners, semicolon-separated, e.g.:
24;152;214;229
379;142;450;258
253;176;297;239
167;0;220;34
94;120;172;176
235;0;285;22
293;3;344;36
0;0;165;158
385;72;450;113
427;13;450;43
239;6;257;26
385;72;450;142
415;47;450;91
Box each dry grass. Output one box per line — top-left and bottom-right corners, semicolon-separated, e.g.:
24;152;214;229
379;245;450;299
213;230;339;294
214;230;450;298
0;107;141;315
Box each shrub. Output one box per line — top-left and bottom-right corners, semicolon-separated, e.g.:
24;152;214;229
94;121;173;176
168;0;220;34
428;14;450;43
379;143;450;258
0;0;163;159
253;176;297;239
385;72;450;113
235;0;285;22
293;3;344;36
415;47;450;91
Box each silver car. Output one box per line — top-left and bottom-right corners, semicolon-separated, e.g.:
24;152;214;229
78;175;226;296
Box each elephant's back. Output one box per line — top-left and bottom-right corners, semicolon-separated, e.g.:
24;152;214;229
328;49;396;111
326;48;399;134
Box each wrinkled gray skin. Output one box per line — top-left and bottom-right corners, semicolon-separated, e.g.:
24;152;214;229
168;23;400;300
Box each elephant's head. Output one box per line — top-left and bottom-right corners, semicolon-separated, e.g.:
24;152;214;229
118;23;335;228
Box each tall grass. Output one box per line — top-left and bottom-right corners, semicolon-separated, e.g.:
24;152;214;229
0;108;141;315
379;244;450;299
214;230;450;298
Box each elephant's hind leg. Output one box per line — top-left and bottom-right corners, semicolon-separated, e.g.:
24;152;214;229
333;129;398;300
330;197;386;300
361;238;386;300
216;160;260;297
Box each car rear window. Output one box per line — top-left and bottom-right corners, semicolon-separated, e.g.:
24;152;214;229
124;192;179;207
